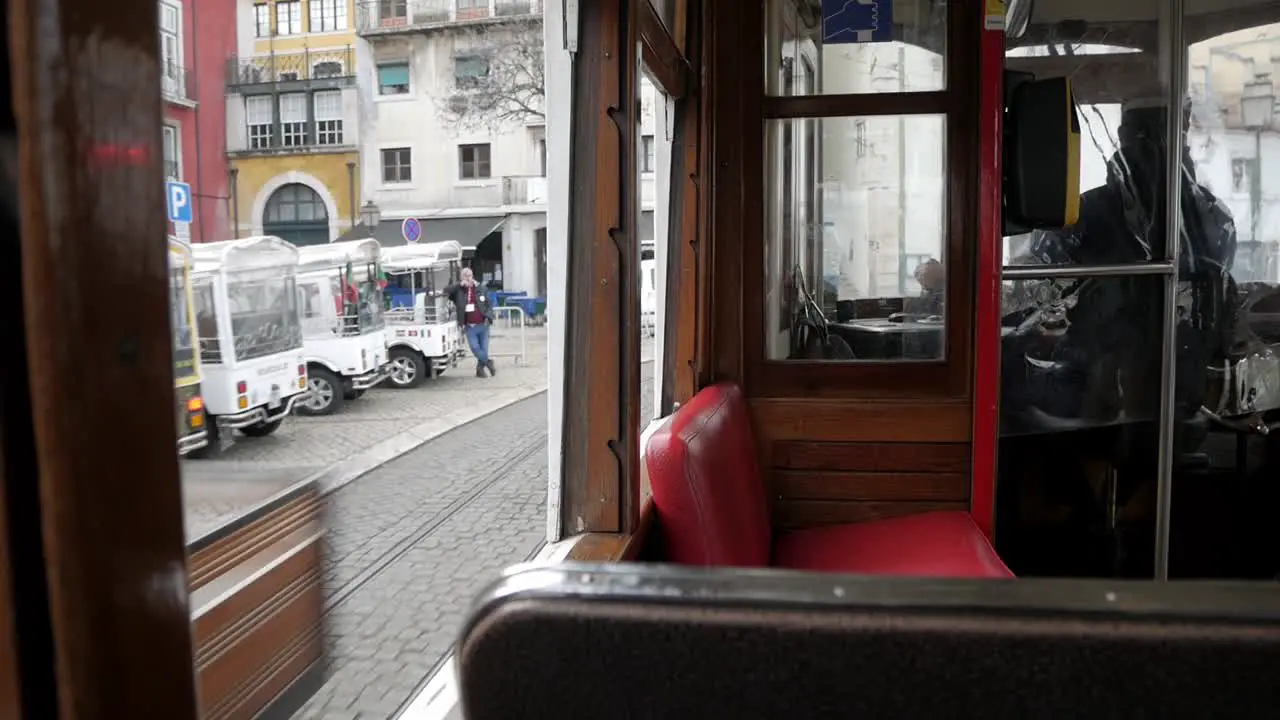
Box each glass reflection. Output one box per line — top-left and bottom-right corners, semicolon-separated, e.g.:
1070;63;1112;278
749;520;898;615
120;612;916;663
765;0;946;96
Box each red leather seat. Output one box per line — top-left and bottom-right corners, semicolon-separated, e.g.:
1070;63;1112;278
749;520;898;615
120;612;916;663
646;382;1013;579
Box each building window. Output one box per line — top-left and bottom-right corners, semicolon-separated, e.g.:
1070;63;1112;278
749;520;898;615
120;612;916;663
382;147;412;183
457;0;489;20
309;0;348;32
276;0;302;35
538;138;547;177
159;2;182;91
1233;157;1251;193
280;93;309;147
379;0;408;22
314;91;344;146
854;119;867;158
246;95;274;150
162;124;180;179
459;143;491;180
377;63;410;95
641;134;654;173
454;54;489;88
253;3;270;37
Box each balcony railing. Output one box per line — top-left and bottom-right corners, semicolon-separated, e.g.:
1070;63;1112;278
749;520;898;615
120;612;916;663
502;175;547;206
356;0;541;35
226;47;355;90
161;62;193;103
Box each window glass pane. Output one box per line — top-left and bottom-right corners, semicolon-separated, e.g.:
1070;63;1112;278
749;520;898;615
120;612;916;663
313;90;342;121
246;95;273;124
279;93;308;123
764;0;945;96
764;113;945;362
378;63;410;94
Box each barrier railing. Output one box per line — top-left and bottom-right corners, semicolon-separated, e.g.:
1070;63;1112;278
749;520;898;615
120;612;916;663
486;306;527;365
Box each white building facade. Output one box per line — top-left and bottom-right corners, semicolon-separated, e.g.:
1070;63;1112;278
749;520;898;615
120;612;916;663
353;0;655;298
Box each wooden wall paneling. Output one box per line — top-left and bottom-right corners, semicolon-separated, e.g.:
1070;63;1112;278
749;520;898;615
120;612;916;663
749;399;972;444
9;0;200;716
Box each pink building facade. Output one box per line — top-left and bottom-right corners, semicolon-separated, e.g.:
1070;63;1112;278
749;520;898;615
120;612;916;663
160;0;236;243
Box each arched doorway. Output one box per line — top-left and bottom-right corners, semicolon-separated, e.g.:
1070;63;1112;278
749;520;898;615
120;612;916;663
473;230;504;289
262;183;329;246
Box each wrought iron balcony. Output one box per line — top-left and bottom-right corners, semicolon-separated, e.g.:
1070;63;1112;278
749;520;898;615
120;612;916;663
226;46;355;92
356;0;541;36
161;61;194;105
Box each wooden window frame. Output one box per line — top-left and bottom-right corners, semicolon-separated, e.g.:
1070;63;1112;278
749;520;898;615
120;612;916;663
737;0;979;399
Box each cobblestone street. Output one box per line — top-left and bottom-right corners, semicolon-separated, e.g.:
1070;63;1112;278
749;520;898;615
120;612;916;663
292;366;655;719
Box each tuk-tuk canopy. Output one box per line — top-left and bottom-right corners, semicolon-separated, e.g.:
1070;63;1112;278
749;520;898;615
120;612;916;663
296;238;381;277
380;240;464;272
192;236;299;276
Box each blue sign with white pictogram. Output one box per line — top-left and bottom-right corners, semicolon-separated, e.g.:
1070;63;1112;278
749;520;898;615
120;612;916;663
402;217;422;244
166;181;192;223
823;0;893;44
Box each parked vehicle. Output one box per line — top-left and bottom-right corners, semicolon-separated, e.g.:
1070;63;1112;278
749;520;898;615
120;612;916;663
379;241;465;388
294;239;392;415
187;236;308;456
168;237;209;455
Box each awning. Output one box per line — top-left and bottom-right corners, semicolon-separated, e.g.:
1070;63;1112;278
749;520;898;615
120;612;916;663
335;214;509;247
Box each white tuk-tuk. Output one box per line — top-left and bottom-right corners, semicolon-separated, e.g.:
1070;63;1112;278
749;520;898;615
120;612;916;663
188;236;308;456
294;239;392;415
168;237;209;455
379;241;465;388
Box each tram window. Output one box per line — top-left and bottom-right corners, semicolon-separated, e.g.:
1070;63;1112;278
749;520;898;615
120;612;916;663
764;114;946;362
764;0;946;96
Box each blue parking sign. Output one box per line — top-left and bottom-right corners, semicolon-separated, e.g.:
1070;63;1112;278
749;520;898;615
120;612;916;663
167;181;193;224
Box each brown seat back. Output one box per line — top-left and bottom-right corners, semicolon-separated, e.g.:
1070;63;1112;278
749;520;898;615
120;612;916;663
458;563;1280;720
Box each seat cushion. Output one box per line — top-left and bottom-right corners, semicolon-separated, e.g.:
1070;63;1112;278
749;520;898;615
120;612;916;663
772;511;1014;578
646;383;772;567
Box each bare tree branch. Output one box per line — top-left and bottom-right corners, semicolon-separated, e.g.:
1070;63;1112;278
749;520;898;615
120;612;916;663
435;16;545;134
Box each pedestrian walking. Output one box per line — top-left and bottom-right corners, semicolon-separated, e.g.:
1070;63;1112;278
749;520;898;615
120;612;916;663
443;267;496;378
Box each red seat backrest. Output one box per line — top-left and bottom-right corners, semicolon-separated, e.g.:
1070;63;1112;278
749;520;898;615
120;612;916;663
645;383;772;567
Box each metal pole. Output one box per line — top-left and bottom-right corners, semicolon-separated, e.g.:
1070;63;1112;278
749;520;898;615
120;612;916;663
1001;261;1176;280
1154;0;1186;581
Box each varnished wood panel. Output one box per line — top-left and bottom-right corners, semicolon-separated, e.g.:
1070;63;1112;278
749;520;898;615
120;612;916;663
773;501;969;531
774;472;969;502
188;484;324;720
750;399;971;444
188;491;320;592
773;442;969;473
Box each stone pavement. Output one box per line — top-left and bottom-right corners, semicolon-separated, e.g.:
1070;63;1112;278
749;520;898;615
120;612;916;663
180;326;550;541
291;366;657;719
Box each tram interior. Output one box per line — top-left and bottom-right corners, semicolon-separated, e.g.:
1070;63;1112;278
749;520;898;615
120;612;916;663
603;0;1280;585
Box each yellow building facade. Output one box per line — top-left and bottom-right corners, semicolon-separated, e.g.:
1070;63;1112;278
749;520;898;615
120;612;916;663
226;0;362;245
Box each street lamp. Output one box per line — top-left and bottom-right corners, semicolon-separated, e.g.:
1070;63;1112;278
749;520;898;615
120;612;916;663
1242;80;1274;253
359;201;382;238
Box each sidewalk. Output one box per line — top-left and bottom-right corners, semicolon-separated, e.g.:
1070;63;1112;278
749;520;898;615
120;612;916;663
181;326;549;540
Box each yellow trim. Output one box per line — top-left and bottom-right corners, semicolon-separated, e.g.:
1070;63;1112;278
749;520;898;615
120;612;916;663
1063;79;1082;226
169;238;202;387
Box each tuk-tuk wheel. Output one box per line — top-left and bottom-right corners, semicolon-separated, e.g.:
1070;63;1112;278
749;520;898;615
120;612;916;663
388;347;426;389
297;366;344;416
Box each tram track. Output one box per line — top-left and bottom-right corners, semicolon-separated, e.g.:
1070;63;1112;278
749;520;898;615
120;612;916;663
320;429;547;615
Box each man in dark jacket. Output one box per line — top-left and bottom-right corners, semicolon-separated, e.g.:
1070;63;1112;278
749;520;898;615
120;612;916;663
443;267;496;377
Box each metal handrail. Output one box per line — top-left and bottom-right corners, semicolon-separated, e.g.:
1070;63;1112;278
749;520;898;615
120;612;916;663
1001;260;1177;280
